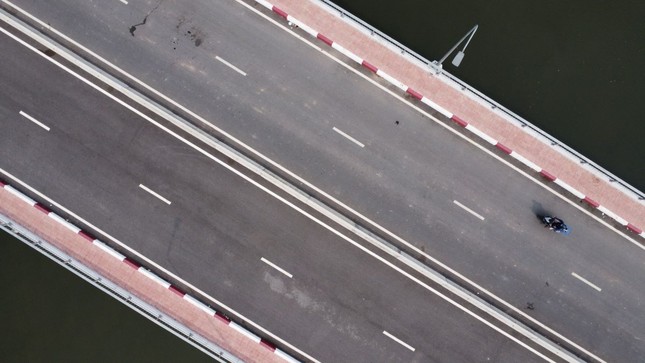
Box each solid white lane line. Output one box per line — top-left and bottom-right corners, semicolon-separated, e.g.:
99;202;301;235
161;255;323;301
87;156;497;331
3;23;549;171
332;127;365;148
138;184;171;205
453;200;485;221
215;56;247;76
261;257;292;278
19;110;50;131
571;272;602;292
119;0;128;4
383;331;415;352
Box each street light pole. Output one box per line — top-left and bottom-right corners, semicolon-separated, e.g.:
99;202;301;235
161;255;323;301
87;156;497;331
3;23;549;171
431;24;478;74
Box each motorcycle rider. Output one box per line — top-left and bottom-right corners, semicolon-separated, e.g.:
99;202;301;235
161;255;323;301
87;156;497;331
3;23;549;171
549;217;565;232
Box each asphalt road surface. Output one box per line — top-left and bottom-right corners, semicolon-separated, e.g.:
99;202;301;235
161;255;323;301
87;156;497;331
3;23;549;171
1;0;643;362
0;24;541;363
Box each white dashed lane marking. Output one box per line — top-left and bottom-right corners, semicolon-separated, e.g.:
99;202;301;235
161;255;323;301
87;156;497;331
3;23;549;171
453;200;485;221
261;257;293;278
139;184;172;205
19;110;50;131
215;55;247;76
333;126;365;148
383;330;415;352
571;272;602;292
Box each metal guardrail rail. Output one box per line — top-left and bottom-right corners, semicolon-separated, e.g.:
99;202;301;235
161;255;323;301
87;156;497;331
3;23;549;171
316;0;644;202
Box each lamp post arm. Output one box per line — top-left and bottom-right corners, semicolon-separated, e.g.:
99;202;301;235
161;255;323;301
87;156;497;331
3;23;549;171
436;24;479;65
461;24;478;51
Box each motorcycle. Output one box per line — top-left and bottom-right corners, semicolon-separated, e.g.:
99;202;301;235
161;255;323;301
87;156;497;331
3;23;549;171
542;216;571;235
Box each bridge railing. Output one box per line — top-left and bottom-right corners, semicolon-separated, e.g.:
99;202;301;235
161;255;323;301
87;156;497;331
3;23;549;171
315;0;644;202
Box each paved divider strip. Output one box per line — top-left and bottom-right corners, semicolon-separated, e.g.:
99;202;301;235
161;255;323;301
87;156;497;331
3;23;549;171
256;1;643;241
0;178;300;362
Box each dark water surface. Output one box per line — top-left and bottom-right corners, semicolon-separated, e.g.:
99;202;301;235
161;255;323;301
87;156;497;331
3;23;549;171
2;1;644;362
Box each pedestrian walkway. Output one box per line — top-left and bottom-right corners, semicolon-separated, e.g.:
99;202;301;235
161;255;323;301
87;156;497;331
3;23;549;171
260;0;644;239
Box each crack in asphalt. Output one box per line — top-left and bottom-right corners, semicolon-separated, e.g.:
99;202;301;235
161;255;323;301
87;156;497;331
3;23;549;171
129;0;164;37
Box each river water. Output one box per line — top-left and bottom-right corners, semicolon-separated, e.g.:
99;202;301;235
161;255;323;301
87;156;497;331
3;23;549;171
2;1;643;361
